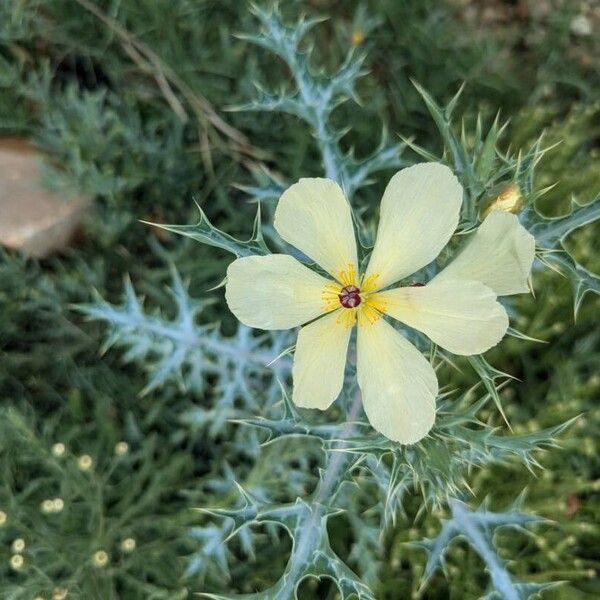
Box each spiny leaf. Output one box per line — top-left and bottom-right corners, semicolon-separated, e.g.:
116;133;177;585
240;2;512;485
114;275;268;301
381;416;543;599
530;195;600;247
539;251;600;319
142;203;269;257
76;268;289;425
236;5;403;196
467;355;514;427
417;498;549;600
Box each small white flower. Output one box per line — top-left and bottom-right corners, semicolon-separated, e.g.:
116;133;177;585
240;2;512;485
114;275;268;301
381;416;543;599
78;455;93;471
10;554;24;570
51;442;66;457
225;163;534;444
120;537;136;552
93;550;109;567
114;441;129;456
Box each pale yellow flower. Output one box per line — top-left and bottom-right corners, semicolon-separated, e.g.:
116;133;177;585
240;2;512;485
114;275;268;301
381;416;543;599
225;163;534;444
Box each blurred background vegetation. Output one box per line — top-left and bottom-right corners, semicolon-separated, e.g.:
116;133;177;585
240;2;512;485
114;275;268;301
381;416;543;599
0;0;598;598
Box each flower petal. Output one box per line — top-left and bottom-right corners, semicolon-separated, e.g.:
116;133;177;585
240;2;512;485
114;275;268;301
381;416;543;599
274;178;358;283
433;210;535;295
364;163;463;291
293;310;352;409
378;279;509;355
225;254;332;330
357;317;438;444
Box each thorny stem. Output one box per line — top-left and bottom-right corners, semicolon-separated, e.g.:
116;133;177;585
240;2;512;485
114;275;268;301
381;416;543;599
94;307;287;368
278;390;363;599
449;500;520;600
278;37;341;184
316;391;363;502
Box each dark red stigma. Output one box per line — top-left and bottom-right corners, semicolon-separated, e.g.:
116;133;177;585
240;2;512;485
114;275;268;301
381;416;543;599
339;285;361;308
410;282;425;287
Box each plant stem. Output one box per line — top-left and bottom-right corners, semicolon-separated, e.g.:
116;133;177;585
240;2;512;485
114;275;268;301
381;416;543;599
278;390;363;599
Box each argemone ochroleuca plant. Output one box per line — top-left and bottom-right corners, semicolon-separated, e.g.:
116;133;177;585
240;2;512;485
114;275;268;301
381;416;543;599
225;163;535;444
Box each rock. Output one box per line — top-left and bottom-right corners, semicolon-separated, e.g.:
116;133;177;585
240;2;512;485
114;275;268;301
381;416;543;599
0;138;91;258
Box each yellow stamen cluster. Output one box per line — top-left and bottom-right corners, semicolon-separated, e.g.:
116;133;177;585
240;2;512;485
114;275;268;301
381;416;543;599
338;264;357;287
359;273;380;294
320;264;388;328
322;282;344;312
335;308;358;328
362;292;388;317
357;301;385;326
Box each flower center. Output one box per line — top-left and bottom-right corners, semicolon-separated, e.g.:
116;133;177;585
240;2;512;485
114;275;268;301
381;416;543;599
338;285;361;308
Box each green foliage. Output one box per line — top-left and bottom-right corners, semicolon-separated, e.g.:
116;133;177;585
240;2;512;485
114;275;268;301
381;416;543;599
512;102;600;210
415;497;555;600
233;4;407;199
159;7;598;598
0;407;192;599
76;268;289;426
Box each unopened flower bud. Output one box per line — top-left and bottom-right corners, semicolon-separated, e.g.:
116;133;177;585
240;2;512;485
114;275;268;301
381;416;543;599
351;30;365;45
481;183;523;219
